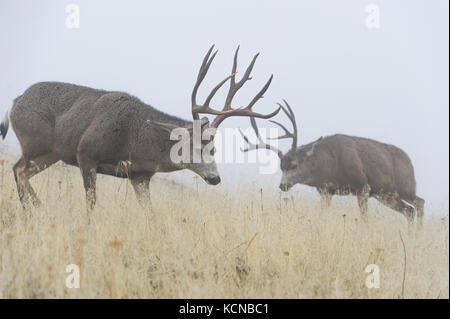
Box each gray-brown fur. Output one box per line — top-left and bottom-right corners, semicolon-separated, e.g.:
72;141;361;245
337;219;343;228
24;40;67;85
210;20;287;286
279;134;424;222
243;100;425;223
2;81;220;211
1;46;279;213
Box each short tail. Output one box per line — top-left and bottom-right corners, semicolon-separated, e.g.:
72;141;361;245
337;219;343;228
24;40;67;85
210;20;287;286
0;101;13;140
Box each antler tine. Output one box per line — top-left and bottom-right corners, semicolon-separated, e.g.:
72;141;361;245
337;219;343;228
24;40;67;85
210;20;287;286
192;45;217;119
203;73;236;108
266;100;297;150
239;117;282;158
211;74;279;128
266;103;293;139
225;47;259;109
223;46;240;110
282;99;298;148
247;74;273;109
191;45;280;129
192;48;236;118
282;99;296;127
238;128;257;151
267;121;293;139
250;116;264;144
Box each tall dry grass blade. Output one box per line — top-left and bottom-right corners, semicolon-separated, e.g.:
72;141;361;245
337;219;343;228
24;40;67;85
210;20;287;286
399;230;407;298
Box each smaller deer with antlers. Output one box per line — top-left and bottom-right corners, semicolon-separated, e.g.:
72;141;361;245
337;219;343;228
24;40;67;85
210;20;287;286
240;100;425;223
1;45;280;213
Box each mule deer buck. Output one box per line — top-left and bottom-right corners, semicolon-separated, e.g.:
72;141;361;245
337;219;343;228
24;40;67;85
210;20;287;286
0;45;280;212
240;100;425;223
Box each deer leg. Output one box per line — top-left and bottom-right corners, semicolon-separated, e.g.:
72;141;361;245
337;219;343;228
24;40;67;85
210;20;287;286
357;184;371;221
357;195;368;221
318;187;332;209
77;153;97;213
413;196;425;224
13;157;29;207
395;199;415;223
377;192;415;223
403;196;425;225
13;153;58;208
130;174;154;210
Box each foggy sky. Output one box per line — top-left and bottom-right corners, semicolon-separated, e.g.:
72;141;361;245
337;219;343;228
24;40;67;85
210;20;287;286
0;0;448;211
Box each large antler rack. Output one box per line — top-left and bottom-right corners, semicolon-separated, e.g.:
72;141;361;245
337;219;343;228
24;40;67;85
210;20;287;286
191;45;281;129
239;99;298;158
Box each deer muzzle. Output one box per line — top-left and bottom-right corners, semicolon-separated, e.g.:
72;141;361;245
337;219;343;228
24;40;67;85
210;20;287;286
279;183;292;192
205;175;221;185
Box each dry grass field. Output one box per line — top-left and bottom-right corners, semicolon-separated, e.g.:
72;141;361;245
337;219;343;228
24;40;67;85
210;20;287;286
0;154;448;299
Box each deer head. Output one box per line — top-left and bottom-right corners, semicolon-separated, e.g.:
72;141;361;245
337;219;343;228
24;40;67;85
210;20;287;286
240;99;319;190
170;45;281;185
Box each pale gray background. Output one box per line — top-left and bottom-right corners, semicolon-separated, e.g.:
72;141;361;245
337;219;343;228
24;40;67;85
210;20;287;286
0;0;448;211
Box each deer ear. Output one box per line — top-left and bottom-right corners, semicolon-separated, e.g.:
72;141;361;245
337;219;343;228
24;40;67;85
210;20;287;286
150;120;178;134
306;137;322;156
185;116;210;134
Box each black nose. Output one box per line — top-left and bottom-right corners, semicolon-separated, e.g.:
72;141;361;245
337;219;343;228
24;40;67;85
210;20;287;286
206;176;221;185
279;184;290;192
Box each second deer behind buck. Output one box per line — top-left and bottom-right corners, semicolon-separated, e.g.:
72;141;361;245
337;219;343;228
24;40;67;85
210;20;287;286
241;100;425;223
